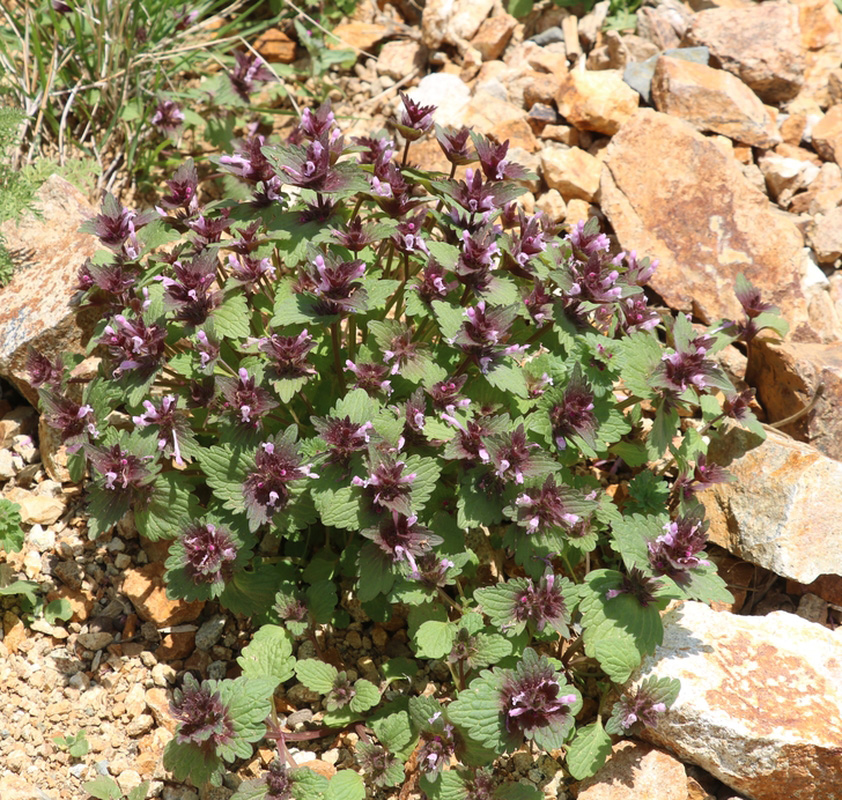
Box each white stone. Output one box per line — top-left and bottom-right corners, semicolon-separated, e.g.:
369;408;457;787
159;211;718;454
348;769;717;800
407;73;471;129
633;601;842;800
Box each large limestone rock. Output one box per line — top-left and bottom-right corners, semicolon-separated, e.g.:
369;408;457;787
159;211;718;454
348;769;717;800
600;110;814;339
745;340;842;462
682;2;805;103
651;56;780;148
699;425;842;584
0;175;100;406
421;0;494;49
556;67;640;136
632;601;842;800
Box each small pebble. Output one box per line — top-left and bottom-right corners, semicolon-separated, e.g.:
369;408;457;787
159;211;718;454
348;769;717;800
113;553;132;570
152;663;176;686
106;537;126;552
118;769;143;793
207;660;227;680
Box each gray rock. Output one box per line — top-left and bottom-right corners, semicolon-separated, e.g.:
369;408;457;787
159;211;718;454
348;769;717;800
529;26;565;47
623;46;709;104
195;615;226;651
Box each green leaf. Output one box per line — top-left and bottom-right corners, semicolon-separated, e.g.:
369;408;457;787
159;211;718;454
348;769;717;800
357;542;395;602
82;776;122;800
222;564;288;617
325;770;365;800
648;402;679;459
414;620;456;659
237;624;296;684
44;597;72;625
448;672;509;752
349;678;380;713
0;499;23;553
372;710;413;752
593;637;641;683
485;360;528;398
128;782;150;800
295;659;338;694
200;445;249;514
508;0;534;17
0;580;39;606
217;676;277;762
134;471;197;542
566;720;612;780
164;738;225;787
311;481;361;531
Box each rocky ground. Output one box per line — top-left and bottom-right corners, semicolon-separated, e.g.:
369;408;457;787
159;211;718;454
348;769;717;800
3;0;842;798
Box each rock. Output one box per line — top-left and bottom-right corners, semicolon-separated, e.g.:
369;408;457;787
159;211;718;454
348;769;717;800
327;22;390;53
796;592;829;625
27;524;55;552
407;73;471;129
376;40;426;81
0;449;16;480
126;714;155;737
746;340;842;461
122;563;204;627
576;740;689;799
632;601;842;800
117;769;143;794
47;586;94;622
300;760;337;780
757;152;821;205
520;70;563;110
565;198;595;228
3;487;65;525
126;682;147;717
77;632;114;651
0;775;51;800
796;0;842;108
146;687;178;734
535;189;567;223
624;46;709;105
809;206;842;263
557;67;639;135
789;161;842;215
253;29;297;64
421;0;494;49
461;91;537;152
2;611;26;653
699;425;842;584
682;2;805;103
540;145;602;202
157;631;195;660
600;110;814;337
0;175;101;406
812;106;842;165
636;0;692;50
651;56;780;148
469;13;517;61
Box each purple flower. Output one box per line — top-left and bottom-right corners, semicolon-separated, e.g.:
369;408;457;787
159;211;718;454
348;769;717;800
473;134;528;181
451;168;505;217
464;768;497;800
159;160;199;215
409;552;455;589
654;331;719;395
353;135;395;172
484;425;542;485
187;211;231;246
404;388;427;435
312;415;372;464
132;394;188;466
325;672;356;712
607;677;675;734
87;442;156;497
26;348;63;391
85;261;139;302
548;372;596;450
159;250;221;326
306;250;366;314
623;250;658;286
361;511;441;562
258;330;317;380
606;568;662;607
417;723;456;779
332;216;377;252
397;92;436;141
264;760;294;800
171;674;233;746
151;99;185;135
196;330;219;372
414;261;458;306
455;226;499;292
722;388;755;422
243;438;315;530
673;454;731;499
220;134;277;184
369;162;417;216
40;391;98;445
356;743;399;788
227;253;275;291
736;275;775;320
499;648;579;745
453;301;519;373
523;280;554;325
379;325;423;376
219;367;279;430
513;475;581;535
100;314;167;378
512;574;569;634
51;0;73;13
568;218;611;256
507;210;549;271
345;360;392;396
299;101;338;139
179;521;238;586
228;51;274;101
436;125;475;166
392;210;429;255
276;135;336;191
353;454;416;516
620;295;660;333
427;374;469;414
648;514;709;582
80;193;155;252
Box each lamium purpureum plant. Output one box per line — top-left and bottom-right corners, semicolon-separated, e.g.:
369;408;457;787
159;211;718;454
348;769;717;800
38;93;787;793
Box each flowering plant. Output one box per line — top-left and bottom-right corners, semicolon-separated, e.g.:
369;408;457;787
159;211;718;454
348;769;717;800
37;94;784;793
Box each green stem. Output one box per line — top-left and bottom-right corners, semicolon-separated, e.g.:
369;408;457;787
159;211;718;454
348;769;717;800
331;322;345;391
